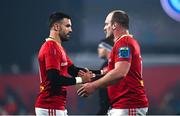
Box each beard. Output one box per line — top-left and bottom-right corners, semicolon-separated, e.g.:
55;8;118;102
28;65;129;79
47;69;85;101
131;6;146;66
107;34;114;40
100;55;107;60
61;36;69;42
59;32;71;42
105;31;114;40
105;34;114;43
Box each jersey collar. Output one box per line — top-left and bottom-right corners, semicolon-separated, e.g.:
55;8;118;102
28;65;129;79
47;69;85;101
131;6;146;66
46;38;62;46
115;34;133;43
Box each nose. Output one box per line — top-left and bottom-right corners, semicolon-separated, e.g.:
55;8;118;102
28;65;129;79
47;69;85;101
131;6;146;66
69;27;72;32
103;26;107;33
104;28;106;34
103;26;106;31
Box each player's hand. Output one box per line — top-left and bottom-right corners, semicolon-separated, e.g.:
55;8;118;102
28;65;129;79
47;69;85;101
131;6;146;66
77;82;97;97
78;70;93;83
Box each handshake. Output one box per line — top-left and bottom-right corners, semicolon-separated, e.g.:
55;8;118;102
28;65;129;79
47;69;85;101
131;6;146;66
77;68;95;84
76;69;99;97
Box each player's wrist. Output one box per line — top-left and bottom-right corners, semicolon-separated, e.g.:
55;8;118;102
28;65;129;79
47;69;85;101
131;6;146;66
101;70;104;75
92;73;96;78
91;81;99;90
75;77;83;84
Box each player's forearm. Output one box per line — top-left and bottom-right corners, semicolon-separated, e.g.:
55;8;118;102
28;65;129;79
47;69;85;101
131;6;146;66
68;65;84;77
47;69;83;86
95;61;130;87
93;69;125;88
91;74;104;82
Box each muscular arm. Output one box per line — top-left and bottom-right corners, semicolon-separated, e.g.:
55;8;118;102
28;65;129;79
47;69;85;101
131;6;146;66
93;61;130;88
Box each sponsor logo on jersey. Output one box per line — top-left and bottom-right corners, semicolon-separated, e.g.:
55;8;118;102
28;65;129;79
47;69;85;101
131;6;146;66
61;62;68;66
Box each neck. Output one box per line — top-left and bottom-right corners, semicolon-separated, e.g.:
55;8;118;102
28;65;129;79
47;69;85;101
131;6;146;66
114;29;129;42
48;30;62;44
107;52;111;59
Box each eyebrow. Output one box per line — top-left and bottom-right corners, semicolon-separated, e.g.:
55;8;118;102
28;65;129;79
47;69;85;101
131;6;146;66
105;22;108;25
65;24;71;27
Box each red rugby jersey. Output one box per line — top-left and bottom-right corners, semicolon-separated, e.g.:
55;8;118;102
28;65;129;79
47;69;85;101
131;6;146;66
107;35;148;109
35;39;73;110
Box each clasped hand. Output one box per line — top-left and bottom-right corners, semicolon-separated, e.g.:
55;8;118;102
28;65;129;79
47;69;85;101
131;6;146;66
77;69;97;97
78;69;93;83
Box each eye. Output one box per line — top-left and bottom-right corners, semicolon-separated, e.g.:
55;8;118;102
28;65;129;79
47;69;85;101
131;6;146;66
66;24;71;28
105;23;108;26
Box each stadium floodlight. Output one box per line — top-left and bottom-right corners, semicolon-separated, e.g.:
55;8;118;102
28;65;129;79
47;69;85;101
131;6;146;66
160;0;180;22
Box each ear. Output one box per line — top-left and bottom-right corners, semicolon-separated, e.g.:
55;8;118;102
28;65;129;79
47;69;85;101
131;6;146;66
112;22;117;30
53;23;60;31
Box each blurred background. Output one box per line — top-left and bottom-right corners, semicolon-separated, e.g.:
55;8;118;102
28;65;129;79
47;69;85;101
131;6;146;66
0;0;180;115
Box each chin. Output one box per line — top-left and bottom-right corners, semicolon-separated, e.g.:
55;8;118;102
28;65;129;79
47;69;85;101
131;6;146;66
100;56;106;59
105;35;109;38
61;38;69;42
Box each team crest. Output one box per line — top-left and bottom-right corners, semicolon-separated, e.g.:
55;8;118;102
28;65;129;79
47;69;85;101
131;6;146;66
118;47;130;58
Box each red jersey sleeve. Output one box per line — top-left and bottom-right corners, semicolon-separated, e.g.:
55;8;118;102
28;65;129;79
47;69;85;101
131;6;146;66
45;44;61;70
66;55;73;67
114;37;133;63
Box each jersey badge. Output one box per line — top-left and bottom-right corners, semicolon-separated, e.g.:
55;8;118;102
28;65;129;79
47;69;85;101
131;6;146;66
118;47;130;58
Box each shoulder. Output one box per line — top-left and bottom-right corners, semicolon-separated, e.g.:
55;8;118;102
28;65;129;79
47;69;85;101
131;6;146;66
45;40;57;47
114;36;130;48
40;41;60;55
43;40;60;51
117;36;139;47
113;36;140;54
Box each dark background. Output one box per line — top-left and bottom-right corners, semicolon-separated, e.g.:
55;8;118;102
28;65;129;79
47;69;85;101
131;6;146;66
0;0;180;73
0;0;180;115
